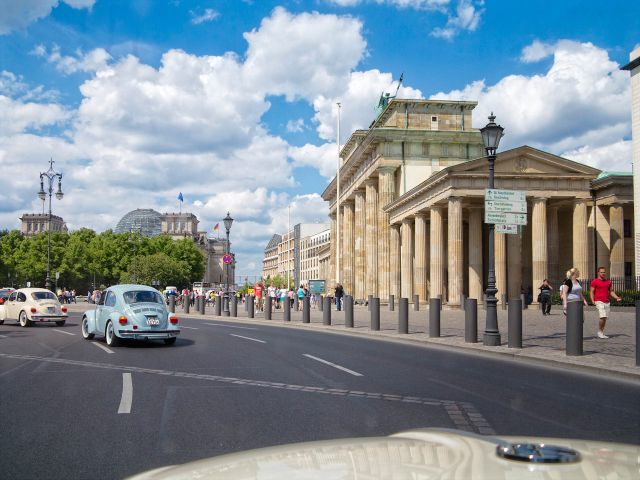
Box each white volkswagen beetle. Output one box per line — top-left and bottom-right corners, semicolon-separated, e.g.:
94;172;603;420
0;288;68;327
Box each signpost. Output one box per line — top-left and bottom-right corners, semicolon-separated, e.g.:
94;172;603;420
222;254;233;265
309;279;326;295
485;189;527;233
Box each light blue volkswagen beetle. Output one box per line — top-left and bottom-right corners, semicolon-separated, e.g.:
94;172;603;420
81;284;180;347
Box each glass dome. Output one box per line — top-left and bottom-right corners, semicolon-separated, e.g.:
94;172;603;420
114;208;162;237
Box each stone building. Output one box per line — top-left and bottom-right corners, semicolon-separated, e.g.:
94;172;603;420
20;213;67;236
299;228;330;287
262;234;281;280
323;99;635;306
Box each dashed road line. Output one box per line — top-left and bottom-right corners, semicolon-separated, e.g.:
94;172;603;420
229;333;266;343
92;342;115;354
118;373;133;414
52;329;75;336
205;323;257;330
179;326;199;330
303;353;363;377
0;334;7;338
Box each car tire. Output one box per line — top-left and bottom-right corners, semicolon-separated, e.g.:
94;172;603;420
81;317;94;340
55;320;66;327
19;311;32;328
105;320;121;347
0;320;4;325
163;337;177;346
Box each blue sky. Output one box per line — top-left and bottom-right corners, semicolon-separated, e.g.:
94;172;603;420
0;0;638;275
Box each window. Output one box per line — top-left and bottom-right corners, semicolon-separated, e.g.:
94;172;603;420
624;219;632;238
9;292;16;301
442;144;449;156
17;292;27;302
105;291;117;307
32;291;57;301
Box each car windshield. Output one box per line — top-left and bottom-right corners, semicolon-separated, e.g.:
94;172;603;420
31;291;57;301
123;290;163;305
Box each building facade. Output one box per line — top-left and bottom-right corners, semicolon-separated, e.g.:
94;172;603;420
20;213;67;236
323;99;635;306
299;228;330;287
262;234;281;280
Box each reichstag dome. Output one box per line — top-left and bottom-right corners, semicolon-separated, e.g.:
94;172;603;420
114;208;162;237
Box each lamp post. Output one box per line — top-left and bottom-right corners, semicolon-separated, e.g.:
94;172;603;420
223;212;234;316
481;113;505;346
37;159;63;291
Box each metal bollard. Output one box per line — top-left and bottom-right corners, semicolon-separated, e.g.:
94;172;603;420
248;295;255;318
389;294;395;311
508;298;523;348
323;297;331;325
399;297;408;334
183;296;190;314
345;295;354;328
370;297;380;331
303;296;310;323
319;295;323;311
195;295;201;312
566;301;583;356
501;294;507;310
636;301;640;367
368;294;373;311
521;293;527;310
413;294;419;311
483;294;487;311
215;296;222;316
265;296;272;320
169;296;175;313
231;296;237;317
465;298;478;343
294;296;299;312
284;296;290;322
429;298;441;337
202;296;207;315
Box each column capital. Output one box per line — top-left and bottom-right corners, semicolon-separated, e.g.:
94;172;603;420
390;223;401;231
414;212;429;220
377;166;397;175
401;217;414;225
532;197;548;204
364;178;378;187
430;204;444;212
573;198;589;206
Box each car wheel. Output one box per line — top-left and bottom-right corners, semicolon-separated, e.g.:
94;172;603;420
163;337;177;346
105;321;121;347
55;320;66;327
19;311;32;328
0;320;4;325
81;316;94;340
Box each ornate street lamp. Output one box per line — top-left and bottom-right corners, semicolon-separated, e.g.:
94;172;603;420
223;212;234;316
480;113;504;346
38;159;64;291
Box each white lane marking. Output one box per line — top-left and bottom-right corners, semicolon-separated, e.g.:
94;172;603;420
92;342;115;354
303;354;363;377
118;373;133;414
180;326;199;330
229;334;266;344
0;334;7;338
52;329;75;336
205;323;256;330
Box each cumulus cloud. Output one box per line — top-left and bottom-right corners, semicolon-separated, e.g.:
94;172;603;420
190;8;220;25
431;40;630;170
32;45;112;74
431;0;484;39
289;142;338;179
328;0;449;8
0;0;95;35
286;118;306;133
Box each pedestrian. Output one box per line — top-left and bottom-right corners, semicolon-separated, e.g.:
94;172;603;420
334;283;344;311
254;282;264;311
268;283;277;311
278;284;287;309
562;268;588;316
589;266;622;339
538;279;552;315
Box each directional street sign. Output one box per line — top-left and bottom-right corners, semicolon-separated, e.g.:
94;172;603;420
485;199;527;214
496;224;519;234
485;189;526;202
485;211;527;225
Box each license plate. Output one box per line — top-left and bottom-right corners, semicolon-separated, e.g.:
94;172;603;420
47;307;55;313
146;317;160;326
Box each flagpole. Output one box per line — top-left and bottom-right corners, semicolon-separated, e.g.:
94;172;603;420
336;102;341;286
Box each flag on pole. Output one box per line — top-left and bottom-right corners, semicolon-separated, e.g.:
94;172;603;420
213;223;219;231
177;192;184;202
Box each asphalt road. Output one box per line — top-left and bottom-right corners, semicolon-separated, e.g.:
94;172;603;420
1;311;639;479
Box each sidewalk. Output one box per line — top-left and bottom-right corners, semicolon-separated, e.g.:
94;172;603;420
68;302;640;381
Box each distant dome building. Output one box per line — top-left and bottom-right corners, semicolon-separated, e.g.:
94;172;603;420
114;208;162;237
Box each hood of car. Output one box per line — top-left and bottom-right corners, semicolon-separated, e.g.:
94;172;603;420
127;429;640;480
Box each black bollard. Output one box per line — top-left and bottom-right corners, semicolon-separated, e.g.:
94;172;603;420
501;294;507;310
508;298;522;348
345;295;354;328
370;297;380;331
200;296;206;315
319;295;323;311
322;297;331;325
429;298;441;337
231;296;237;317
521;293;527;310
294;296;299;312
368;294;373;311
248;295;255;318
265;296;272;320
169;296;175;313
465;298;478;343
636;301;640;367
183;295;190;314
566;301;583;356
195;295;201;312
215;295;222;316
303;296;310;323
389;294;395;311
399;297;408;334
284;295;290;322
244;296;248;311
413;294;419;311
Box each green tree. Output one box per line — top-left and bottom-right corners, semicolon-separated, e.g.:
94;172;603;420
120;253;189;287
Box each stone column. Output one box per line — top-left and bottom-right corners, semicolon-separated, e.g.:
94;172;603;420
531;198;548;299
495;232;507;303
547;206;559;282
378;167;396;301
354;189;366;301
447;197;463;306
390;224;401;300
414;213;428;302
468;207;483;302
610;204;625;279
595;205;611;273
401;218;414;299
573;200;589;278
365;179;379;297
329;212;336;285
430;206;444;300
342;201;355;296
507;232;522;300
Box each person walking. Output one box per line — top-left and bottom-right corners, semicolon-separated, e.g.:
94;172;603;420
254;282;264;312
538;279;552;315
562;268;588;316
334;283;344;311
589;266;622;339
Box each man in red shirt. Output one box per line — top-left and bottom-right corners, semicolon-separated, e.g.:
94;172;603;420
589;267;622;339
254;282;264;312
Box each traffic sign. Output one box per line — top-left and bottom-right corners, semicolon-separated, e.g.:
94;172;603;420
485;199;527;214
496;224;519;234
485;211;527;225
222;254;233;264
485;189;526;202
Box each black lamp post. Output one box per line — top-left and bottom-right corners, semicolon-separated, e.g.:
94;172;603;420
481;113;504;346
38;159;63;292
223;212;234;316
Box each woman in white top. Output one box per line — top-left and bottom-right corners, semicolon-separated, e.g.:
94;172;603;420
562;267;588;315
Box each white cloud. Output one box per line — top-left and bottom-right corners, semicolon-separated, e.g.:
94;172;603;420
289;142;338;179
0;0;95;35
520;40;555;63
562;140;633;172
286;118;306;133
190;8;220;25
431;0;484;39
328;0;449;9
32;45;112;74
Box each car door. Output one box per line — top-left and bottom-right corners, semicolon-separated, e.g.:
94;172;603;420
97;291;116;333
5;292;17;319
13;292;27;319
